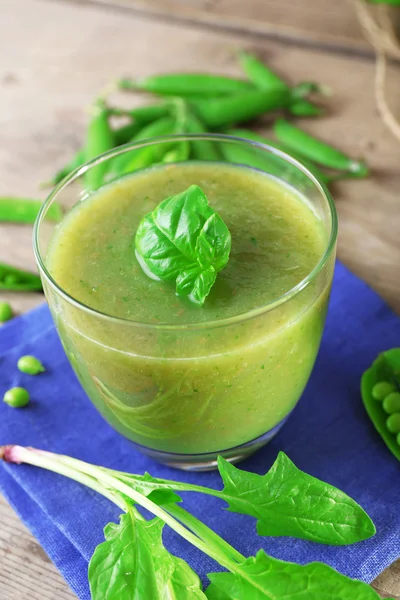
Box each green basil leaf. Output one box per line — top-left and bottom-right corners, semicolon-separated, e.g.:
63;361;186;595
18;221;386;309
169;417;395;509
206;550;383;599
217;453;375;545
135;185;231;305
89;509;206;599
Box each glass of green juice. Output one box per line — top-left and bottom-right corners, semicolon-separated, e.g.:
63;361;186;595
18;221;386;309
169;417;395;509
33;134;337;470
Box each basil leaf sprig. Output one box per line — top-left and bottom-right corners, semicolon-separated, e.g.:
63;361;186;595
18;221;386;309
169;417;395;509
1;445;379;600
135;184;231;306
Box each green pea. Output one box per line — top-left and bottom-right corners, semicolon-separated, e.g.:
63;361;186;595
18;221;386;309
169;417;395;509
17;355;45;375
0;301;13;323
3;387;30;408
386;413;400;434
397;432;400;446
383;392;400;414
372;381;395;401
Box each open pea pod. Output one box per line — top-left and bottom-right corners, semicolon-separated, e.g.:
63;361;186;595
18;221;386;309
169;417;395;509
361;348;400;462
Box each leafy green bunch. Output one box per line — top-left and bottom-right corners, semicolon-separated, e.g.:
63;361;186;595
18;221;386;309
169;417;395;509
1;444;387;600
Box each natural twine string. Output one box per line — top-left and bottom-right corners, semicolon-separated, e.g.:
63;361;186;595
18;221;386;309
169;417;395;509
353;0;400;142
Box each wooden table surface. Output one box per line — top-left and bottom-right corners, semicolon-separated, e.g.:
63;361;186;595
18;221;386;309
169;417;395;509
0;0;399;598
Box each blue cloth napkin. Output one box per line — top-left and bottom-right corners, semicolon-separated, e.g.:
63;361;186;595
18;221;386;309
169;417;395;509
0;261;399;600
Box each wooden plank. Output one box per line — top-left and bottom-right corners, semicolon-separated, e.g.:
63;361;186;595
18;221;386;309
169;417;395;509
0;496;76;600
74;0;373;56
0;0;399;598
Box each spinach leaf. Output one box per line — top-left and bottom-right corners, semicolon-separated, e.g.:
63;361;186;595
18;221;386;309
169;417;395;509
217;453;375;545
89;508;206;599
206;550;383;599
114;451;375;546
135;185;231;305
4;446;379;600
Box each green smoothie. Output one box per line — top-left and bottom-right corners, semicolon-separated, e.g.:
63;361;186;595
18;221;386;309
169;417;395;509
46;162;332;455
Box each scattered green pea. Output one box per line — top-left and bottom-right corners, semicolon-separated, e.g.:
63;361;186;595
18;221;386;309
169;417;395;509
372;381;395;401
386;413;400;434
3;387;30;408
0;301;13;323
383;392;400;414
17;355;45;375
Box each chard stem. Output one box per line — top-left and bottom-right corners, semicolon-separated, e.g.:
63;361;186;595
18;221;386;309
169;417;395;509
1;445;238;572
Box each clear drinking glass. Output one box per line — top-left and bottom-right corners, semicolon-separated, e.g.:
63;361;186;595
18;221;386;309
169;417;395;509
33;134;337;470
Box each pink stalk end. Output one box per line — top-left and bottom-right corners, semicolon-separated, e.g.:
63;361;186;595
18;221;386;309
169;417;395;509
0;444;28;463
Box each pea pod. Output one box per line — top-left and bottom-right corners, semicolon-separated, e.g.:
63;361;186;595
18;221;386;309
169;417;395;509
110;116;176;177
47;149;86;186
114;121;145;145
274;119;369;175
238;50;288;91
0;263;42;292
97;122;151;179
238;50;320;117
186;113;220;161
118;73;254;97
361;348;400;462
220;140;277;173
227;128;330;185
84;101;115;191
220;138;315;193
44;122;142;188
0;197;62;224
162;140;190;163
108;103;171;124
289;100;323;117
190;89;290;128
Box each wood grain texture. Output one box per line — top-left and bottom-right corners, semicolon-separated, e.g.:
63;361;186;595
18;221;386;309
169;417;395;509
0;495;76;600
75;0;373;56
0;0;399;598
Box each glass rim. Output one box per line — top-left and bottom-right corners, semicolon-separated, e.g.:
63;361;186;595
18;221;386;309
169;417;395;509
33;133;338;331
